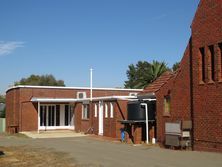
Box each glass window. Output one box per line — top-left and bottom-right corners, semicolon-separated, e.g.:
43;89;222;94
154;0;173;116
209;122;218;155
164;95;170;114
94;104;97;117
110;103;114;118
56;105;60;126
105;103;108;118
65;105;69;126
199;47;206;82
209;45;215;81
82;104;90;119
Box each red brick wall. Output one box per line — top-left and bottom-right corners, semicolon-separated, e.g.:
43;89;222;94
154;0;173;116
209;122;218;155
6;89;16;132
6;87;140;133
155;44;191;145
155;0;222;152
115;100;128;139
191;0;222;152
75;100;128;139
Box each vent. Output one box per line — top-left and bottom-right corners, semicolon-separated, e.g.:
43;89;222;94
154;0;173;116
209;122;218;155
77;92;86;99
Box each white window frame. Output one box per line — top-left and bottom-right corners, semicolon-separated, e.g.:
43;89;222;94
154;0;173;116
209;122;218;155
77;92;86;99
94;103;98;117
82;104;89;119
105;103;108;118
110;103;114;118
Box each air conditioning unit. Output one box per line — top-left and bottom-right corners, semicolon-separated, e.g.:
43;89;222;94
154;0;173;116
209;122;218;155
129;92;138;96
77;92;86;99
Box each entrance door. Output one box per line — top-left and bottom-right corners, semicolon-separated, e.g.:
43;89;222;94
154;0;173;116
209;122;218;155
40;105;56;129
47;105;55;126
40;106;47;126
98;101;104;135
40;104;74;130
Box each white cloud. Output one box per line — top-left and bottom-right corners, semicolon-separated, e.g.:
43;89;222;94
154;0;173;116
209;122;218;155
0;41;24;56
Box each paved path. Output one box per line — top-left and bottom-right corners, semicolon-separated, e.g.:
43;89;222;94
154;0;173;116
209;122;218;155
20;130;86;138
0;134;222;167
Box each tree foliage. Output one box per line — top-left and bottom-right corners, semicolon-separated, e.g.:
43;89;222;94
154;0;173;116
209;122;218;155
124;60;169;89
172;62;180;71
0;95;5;118
0;107;5;118
0;95;5;103
14;74;65;86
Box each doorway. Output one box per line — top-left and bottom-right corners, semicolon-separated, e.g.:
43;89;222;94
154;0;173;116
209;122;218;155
39;104;74;130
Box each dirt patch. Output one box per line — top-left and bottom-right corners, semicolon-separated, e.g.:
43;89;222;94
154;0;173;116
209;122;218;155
0;146;77;167
0;132;29;138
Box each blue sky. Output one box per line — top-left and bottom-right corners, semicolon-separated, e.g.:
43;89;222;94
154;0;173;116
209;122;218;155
0;0;199;94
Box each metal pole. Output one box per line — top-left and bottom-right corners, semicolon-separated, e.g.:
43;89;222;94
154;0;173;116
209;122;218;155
90;68;93;101
38;102;40;134
141;103;149;144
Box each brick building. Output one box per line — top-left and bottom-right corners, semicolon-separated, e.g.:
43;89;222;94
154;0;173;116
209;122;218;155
5;0;222;152
6;85;142;140
143;0;222;152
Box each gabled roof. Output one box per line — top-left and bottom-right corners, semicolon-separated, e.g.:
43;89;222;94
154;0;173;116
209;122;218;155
142;71;174;94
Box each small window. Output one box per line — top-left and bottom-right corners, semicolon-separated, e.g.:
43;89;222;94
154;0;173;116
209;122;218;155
77;92;86;99
110;103;114;118
105;103;108;118
209;45;215;81
199;47;206;82
219;43;222;80
82;104;90;119
94;104;97;117
164;95;170;114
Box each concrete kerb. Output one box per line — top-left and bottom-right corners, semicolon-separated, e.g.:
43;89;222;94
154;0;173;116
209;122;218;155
20;130;87;139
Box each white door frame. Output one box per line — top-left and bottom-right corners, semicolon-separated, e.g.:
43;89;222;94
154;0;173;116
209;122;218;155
98;101;104;135
39;104;74;130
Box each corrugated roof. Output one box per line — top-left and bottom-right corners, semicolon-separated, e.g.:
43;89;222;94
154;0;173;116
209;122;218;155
142;71;174;94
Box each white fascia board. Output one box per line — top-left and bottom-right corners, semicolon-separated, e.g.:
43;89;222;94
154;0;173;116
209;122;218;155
7;85;143;92
30;96;138;103
31;97;78;103
75;96;137;102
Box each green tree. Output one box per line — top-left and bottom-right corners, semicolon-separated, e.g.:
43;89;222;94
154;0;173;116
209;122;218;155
14;74;65;86
124;60;169;89
0;95;5;103
0;95;5;118
150;60;169;82
172;62;180;71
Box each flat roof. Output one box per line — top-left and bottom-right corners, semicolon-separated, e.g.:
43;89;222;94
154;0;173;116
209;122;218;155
6;85;143;93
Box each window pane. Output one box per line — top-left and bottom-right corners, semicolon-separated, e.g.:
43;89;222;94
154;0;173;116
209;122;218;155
65;105;69;126
110;103;114;118
56;105;60;126
105;104;108;118
82;104;89;119
94;104;97;117
164;96;170;113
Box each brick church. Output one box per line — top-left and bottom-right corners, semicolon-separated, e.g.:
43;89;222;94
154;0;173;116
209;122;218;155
143;0;222;152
